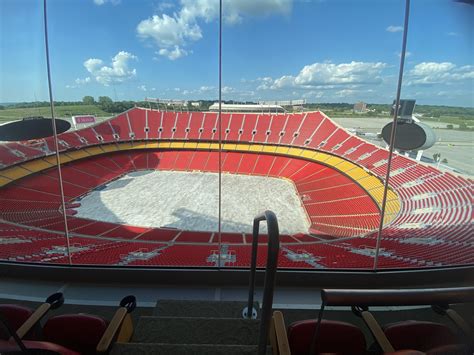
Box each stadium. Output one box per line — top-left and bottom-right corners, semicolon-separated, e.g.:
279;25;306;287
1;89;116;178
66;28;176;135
1;0;473;354
0;107;472;269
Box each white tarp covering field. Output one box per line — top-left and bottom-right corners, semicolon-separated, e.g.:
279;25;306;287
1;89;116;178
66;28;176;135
75;170;310;234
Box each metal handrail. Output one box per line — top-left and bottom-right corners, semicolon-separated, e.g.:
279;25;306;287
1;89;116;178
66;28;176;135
245;210;280;355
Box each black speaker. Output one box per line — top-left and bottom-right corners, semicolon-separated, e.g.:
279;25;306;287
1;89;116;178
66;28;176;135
391;99;416;118
0;118;71;141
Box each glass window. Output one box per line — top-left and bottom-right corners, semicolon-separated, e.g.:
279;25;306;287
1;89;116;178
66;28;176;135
0;0;472;271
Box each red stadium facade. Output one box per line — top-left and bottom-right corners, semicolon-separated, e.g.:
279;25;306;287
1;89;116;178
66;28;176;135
0;107;472;269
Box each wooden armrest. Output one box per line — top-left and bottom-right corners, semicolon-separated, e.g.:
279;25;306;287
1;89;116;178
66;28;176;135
273;311;290;355
96;307;133;353
360;310;394;353
15;303;51;339
15;292;63;340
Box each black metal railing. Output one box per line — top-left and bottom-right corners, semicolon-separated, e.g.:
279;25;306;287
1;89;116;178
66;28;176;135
245;210;280;355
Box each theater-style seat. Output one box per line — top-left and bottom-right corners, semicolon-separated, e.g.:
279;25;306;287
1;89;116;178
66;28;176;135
42;314;109;354
287;319;367;355
383;321;470;354
0;339;79;355
426;344;472;355
0;305;34;340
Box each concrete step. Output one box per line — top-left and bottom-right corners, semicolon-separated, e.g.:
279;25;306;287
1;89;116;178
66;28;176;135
153;299;259;318
112;343;272;355
133;316;260;345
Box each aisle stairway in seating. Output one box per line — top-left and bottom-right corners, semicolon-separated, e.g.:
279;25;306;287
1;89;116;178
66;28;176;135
112;299;271;354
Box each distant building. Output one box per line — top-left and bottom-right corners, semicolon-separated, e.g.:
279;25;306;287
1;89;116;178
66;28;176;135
258;99;306;106
191;102;200;107
353;102;367;113
208;103;285;113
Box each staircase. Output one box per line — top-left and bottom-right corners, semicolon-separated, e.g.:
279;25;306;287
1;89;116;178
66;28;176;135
113;211;280;354
111;299;272;354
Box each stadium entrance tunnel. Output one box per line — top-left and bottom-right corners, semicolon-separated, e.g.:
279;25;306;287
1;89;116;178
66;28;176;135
0;117;71;141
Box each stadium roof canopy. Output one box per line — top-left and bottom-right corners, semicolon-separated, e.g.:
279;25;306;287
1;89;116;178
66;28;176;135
208;103;285;112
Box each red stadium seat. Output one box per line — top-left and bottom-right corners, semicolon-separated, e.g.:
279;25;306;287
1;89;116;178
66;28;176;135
383;321;470;354
287;319;367;355
0;339;79;354
0;107;473;269
42;314;108;354
0;304;34;340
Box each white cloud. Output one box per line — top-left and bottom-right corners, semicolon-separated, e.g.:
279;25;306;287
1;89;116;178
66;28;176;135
66;77;91;89
222;86;234;94
158;46;190;60
137;0;292;59
137;14;202;49
386;25;403;33
408;62;474;85
335;89;356;97
447;32;459;37
396;51;412;58
93;0;120;5
179;0;292;24
256;77;275;90
199;85;215;92
138;85;147;91
156;2;175;12
302;90;324;99
84;51;137;86
265;61;387;90
75;77;91;85
410;62;455;76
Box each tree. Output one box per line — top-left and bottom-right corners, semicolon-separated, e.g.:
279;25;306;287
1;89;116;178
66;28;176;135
98;96;114;112
82;96;95;105
98;96;113;106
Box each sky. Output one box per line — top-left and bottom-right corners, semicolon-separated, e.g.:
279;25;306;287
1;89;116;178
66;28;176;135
0;0;473;106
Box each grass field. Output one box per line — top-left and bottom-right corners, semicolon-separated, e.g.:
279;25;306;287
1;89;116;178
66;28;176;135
0;105;110;122
422;116;474;128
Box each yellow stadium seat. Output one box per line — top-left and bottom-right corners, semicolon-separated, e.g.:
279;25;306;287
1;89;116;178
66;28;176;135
22;159;54;173
169;142;186;149
234;143;250;152
248;144;264;153
65;150;91;160
84;146;105;156
0;175;12;187
146;142;160;149
101;144;119;152
131;142;148;150
0;166;31;180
